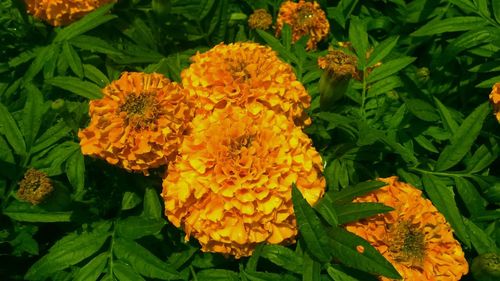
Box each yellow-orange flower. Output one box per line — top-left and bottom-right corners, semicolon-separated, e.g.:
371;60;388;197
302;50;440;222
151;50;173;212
78;72;194;174
17;168;53;205
24;0;114;26
162;106;325;258
181;42;311;126
490;83;500;122
345;177;468;281
318;47;360;80
276;0;330;50
248;9;273;30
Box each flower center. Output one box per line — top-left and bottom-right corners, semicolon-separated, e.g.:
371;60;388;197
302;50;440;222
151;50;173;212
388;222;426;267
120;93;159;129
229;135;254;154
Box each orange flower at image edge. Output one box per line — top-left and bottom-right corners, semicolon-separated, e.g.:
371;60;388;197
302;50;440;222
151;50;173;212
78;72;194;174
24;0;114;26
162;106;326;258
181;42;312;126
490;82;500;122
346;177;468;280
276;0;330;50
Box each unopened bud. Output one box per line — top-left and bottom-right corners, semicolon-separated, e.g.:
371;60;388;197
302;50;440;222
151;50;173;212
17;168;53;205
51;98;65;110
416;67;430;83
471;253;500;281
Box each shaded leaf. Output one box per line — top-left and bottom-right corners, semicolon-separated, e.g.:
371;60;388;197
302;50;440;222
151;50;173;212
22;84;45;152
0;102;26;156
73;252;108;281
411;16;486;36
46;76;102;99
115;216;165;240
260;245;303;274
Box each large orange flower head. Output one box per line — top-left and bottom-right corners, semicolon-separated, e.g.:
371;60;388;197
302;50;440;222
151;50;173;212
345;177;468;281
181;42;311;126
24;0;114;26
78;72;194;174
276;0;330;50
490;82;500;122
162;106;325;258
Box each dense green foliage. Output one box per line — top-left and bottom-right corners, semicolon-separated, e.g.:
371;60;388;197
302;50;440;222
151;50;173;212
0;0;499;280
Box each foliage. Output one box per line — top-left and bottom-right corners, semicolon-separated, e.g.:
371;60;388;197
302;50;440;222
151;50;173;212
0;0;499;280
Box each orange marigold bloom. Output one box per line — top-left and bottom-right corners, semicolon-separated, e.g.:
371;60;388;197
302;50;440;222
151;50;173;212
162;106;325;258
24;0;114;26
78;72;194;174
248;9;273;30
318;47;360;80
345;177;468;281
276;0;330;50
490;83;500;122
181;42;311;126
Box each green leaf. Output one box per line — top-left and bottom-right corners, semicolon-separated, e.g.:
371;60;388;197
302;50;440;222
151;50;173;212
435;102;490;171
334;202;393;224
326;265;359;281
411;16;487;36
113;238;179;280
55;3;117;42
313;193;339;226
142;187;163;219
196;269;239;281
0;102;26;156
330;180;387;204
405;98;440;122
83;64;110;87
328;227;401;279
31;122;71;154
73;252;108;281
25;222;111;280
433;97;459;134
115;216;165;240
256;30;298;63
62;42;84;78
65;150;85;199
493;0;500;23
476;74;500;88
367;76;403;97
113;260;146;281
367;36;399;68
260;245;303;274
46;76;102;99
291;185;330;262
349;16;368;67
463;218;499;254
24;45;58;81
302;251;321;281
34;141;79;176
22;84;45;152
422;175;471;247
121;191;142;211
466;143;500;173
3;201;72;223
70;35;121;55
367;57;416;83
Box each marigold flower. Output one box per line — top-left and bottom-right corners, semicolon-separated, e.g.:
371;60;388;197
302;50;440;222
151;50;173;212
276;0;329;50
181;42;311;126
248;9;273;30
78;72;194;174
490;83;500;122
318;48;359;80
17;169;53;205
345;177;468;281
24;0;114;26
162;106;325;258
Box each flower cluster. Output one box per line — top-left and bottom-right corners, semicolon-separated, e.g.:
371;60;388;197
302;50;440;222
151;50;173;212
276;0;330;50
345;177;468;280
162;106;325;257
24;0;114;26
490;83;500;122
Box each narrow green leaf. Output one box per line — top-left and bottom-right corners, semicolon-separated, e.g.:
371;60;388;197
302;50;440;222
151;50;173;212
65;150;85;198
70;35;121;55
115;216;165;240
4;202;72;222
435;102;489;171
55;3;117;42
330;180;387;204
113;261;146;281
334;202;393;224
349;16;368;67
367;57;416;83
0;135;15;164
122;191;142;211
414;134;439;153
142;187;163;219
405;98;440;122
433;97;459;134
83;64;110;87
326;265;359;281
22;84;45;152
302;251;321;281
367;76;403;97
196;269;239;281
291;185;330;262
46;76;102;99
422;175;471;247
62;42;84;77
113;238;179;280
313;193;339;226
31;122;72;154
0;102;26;156
466;143;500;173
367;36;399;68
256;30;298;63
24;45;58;81
328;227;401;279
260;245;303;274
476;74;500;88
74;252;108;281
34;141;79;176
411;16;486;36
493;0;500;23
463;218;499;254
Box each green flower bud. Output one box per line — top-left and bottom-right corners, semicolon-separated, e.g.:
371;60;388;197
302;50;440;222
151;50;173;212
416;67;430;83
152;0;171;17
51;99;65;110
319;70;349;111
471;253;500;281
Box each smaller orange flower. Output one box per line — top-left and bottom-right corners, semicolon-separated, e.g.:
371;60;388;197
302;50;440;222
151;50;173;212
24;0;114;26
248;9;273;30
490;83;500;122
345;177;468;281
78;72;194;174
318;47;360;80
17;169;53;205
276;0;330;50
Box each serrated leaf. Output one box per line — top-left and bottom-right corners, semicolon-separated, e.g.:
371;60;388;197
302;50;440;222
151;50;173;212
435;102;489;171
291;185;330;262
260;245;303;274
25;222;110;280
422;175;471;247
405;98;440;122
66;150;85;199
46;76;102;99
22;84;45;152
330;180;387;204
334;202;393;224
114;260;146;281
31;122;72;154
367;36;399;68
116;216;165;239
142;187;163;219
367;57;416;83
328;227;401;279
433;97;459;134
73;252;108;281
463;217;499;254
256;30;298;64
0;102;26;156
411;16;486;36
83;64;110;87
62;42;84;77
113;238;179;280
196;269;239;281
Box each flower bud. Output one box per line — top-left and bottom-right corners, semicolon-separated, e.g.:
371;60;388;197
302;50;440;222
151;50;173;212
471;253;500;281
51;98;65;110
416;67;430;83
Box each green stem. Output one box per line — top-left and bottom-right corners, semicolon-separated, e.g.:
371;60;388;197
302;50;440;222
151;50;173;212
408;167;472;178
